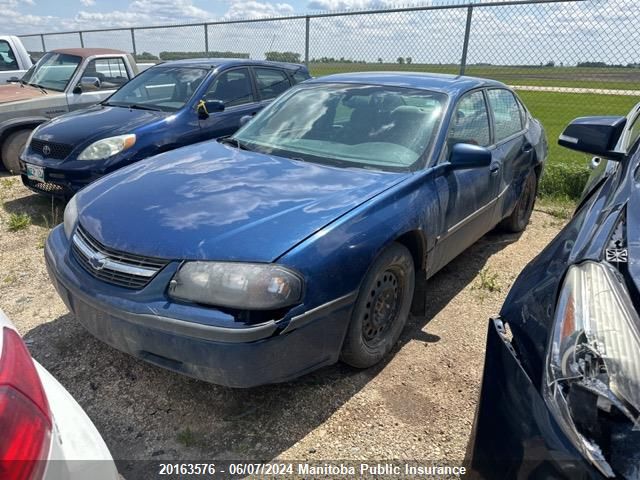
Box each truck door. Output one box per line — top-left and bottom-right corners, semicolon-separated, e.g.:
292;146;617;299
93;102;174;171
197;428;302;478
67;57;132;110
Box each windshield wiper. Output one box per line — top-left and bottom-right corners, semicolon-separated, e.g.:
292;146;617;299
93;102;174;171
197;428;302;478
219;137;252;151
127;103;162;111
26;82;47;94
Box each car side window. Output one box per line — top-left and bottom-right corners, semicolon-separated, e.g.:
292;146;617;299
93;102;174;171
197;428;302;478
487;89;523;142
255;68;291;100
0;41;17;71
292;70;311;84
205;68;254;107
83;58;131;90
626;112;640;152
446;90;491;150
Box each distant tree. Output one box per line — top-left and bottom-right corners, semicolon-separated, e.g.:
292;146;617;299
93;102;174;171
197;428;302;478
577;61;608;68
406;57;412;65
378;57;383;63
136;51;158;61
264;51;302;63
397;57;405;65
545;60;555;67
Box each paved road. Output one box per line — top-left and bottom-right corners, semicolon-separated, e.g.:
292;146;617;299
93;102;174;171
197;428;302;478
512;85;640;96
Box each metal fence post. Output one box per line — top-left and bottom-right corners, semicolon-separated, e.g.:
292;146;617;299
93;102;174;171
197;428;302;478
460;5;473;75
305;16;310;66
130;28;137;56
204;23;209;54
79;31;84;48
40;34;46;52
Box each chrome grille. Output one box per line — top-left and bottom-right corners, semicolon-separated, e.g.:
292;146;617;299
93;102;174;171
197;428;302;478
71;225;168;289
30;139;73;160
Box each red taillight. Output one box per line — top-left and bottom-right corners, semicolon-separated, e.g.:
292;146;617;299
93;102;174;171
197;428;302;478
0;327;52;480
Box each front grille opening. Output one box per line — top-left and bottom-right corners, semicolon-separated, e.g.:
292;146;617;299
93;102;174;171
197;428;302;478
26;179;65;194
31;139;73;160
72;225;169;289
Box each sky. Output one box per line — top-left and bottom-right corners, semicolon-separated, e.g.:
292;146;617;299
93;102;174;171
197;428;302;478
3;0;638;66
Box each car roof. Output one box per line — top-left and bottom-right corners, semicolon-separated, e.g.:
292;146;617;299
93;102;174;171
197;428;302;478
154;58;308;71
306;72;507;95
51;48;128;58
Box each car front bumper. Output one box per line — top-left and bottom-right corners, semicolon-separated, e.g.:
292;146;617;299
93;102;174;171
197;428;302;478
467;317;604;480
44;226;354;388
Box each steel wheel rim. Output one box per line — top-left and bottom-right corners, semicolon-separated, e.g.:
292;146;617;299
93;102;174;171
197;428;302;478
362;268;402;346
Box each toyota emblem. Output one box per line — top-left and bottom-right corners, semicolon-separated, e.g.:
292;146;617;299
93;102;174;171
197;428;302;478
88;252;108;271
42;145;51;156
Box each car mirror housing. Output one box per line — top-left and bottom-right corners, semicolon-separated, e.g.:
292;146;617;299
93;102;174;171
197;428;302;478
558;116;626;161
240;115;253;126
74;76;101;94
197;99;225;117
449;143;492;169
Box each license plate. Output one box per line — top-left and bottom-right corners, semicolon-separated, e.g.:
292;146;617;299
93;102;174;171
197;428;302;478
26;164;45;182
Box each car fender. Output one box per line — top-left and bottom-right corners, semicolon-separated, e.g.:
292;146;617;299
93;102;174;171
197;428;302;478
279;170;439;317
0;116;48;145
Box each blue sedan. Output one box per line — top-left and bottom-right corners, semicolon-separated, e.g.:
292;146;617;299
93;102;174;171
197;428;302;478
20;59;310;198
45;72;547;387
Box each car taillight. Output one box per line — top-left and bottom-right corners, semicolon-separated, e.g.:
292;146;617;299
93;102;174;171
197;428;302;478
0;327;52;480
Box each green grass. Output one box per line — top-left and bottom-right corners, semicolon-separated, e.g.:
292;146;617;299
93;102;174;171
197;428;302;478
7;213;31;232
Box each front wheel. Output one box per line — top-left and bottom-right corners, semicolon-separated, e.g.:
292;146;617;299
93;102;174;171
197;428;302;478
340;242;415;368
1;129;31;174
499;171;538;233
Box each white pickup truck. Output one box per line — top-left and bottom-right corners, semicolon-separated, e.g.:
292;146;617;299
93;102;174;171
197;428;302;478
0;35;34;84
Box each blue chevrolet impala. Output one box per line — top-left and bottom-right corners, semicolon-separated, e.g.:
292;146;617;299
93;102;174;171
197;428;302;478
45;72;547;387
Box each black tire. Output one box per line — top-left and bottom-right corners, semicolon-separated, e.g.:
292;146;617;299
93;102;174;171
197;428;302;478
499;171;538;233
341;242;415;368
1;129;31;174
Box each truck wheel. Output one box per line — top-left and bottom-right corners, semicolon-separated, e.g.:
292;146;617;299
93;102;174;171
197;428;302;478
340;243;415;368
499;171;538;233
1;129;31;174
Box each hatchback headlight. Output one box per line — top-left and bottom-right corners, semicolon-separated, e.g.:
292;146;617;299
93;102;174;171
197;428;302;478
63;195;78;239
77;134;136;160
544;261;640;477
168;262;303;310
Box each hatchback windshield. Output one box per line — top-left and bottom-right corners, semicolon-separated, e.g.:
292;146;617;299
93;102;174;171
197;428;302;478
21;52;82;92
105;66;209;112
233;83;447;171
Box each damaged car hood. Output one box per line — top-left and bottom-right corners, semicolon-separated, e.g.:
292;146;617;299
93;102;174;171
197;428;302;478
76;141;410;262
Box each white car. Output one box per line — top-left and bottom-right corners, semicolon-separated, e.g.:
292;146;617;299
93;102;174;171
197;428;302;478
0;309;118;480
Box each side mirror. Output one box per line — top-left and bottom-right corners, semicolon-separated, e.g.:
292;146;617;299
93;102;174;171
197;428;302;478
240;115;253;126
449;143;492;169
197;99;225;118
558;116;626;161
6;76;19;83
74;76;101;94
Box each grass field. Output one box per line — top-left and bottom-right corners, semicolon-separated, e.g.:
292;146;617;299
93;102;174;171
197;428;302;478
309;63;640;91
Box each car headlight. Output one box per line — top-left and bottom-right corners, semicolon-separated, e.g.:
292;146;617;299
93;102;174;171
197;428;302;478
77;134;136;160
168;262;303;310
544;260;640;477
63;194;78;239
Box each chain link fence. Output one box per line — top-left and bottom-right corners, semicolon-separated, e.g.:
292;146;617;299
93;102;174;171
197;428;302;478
17;0;640;197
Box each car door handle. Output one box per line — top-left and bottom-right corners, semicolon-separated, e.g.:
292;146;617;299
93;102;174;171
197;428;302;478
522;142;533;153
489;162;500;174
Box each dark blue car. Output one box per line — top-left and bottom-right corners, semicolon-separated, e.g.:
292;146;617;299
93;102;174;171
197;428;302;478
45;72;546;387
19;58;310;198
468;104;640;478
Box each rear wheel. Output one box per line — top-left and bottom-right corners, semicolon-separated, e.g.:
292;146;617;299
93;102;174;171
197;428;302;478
499;171;538;233
1;129;31;174
341;243;415;368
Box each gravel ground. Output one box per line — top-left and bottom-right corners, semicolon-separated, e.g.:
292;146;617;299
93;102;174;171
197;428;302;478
0;174;570;478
